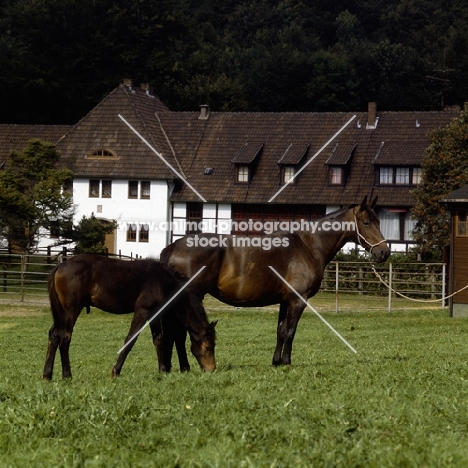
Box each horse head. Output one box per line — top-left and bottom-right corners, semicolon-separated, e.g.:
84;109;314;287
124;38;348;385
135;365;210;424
352;196;390;263
190;320;217;372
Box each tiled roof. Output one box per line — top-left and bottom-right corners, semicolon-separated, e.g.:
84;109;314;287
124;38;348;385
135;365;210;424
231;142;264;164
164;109;459;207
325;143;356;165
2;83;460;209
278;143;309;165
441;185;468;203
56;83;179;180
0;124;71;163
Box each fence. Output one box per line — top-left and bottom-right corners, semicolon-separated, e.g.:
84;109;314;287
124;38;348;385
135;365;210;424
318;261;446;312
0;251;134;305
0;253;447;311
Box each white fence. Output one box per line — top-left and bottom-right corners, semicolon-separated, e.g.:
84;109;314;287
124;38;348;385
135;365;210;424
319;261;446;312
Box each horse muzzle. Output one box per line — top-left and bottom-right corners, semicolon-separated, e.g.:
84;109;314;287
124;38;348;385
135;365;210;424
372;245;391;263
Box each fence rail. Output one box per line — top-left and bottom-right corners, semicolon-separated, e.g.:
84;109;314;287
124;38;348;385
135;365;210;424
0;254;448;312
319;261;446;312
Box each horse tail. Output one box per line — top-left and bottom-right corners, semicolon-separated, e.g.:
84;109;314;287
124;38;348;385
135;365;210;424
48;264;65;325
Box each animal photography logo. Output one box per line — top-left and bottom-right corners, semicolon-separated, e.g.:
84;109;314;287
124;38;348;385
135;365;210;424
118;219;357;250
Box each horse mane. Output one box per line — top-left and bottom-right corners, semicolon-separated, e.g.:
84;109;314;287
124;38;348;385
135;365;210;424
322;203;378;223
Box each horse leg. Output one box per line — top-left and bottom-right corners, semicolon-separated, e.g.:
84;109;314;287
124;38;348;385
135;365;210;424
43;310;79;380
272;302;288;366
42;325;60;380
150;318;174;373
58;322;74;379
279;298;306;365
111;309;148;377
174;323;190;372
153;315;190;373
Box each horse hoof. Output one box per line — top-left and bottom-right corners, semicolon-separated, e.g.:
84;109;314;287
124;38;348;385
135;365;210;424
111;368;120;378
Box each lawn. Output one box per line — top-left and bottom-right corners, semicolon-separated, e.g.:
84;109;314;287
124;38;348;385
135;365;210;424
1;299;468;467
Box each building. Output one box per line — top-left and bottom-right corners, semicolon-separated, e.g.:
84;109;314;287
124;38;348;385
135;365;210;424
0;80;461;256
441;185;468;317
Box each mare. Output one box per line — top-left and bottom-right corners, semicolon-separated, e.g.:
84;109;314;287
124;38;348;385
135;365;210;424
160;197;390;366
42;254;217;380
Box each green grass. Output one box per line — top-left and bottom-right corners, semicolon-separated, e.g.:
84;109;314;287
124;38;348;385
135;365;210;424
1;300;468;467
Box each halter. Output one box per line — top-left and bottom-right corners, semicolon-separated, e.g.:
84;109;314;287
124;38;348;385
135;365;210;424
353;208;387;256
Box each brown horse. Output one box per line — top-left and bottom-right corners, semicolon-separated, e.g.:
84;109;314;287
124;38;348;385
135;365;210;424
161;197;390;366
42;254;217;380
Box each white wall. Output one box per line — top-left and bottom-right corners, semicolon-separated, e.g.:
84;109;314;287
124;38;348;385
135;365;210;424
73;178;170;258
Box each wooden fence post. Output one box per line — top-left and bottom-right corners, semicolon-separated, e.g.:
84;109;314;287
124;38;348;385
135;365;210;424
335;262;339;313
20;255;25;302
388;262;392;312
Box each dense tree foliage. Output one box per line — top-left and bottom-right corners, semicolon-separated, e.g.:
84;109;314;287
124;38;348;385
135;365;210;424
1;0;468;123
72;214;117;254
0;139;73;252
412;104;468;260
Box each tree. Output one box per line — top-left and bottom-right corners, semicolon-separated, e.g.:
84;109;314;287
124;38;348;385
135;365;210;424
72;214;116;254
412;104;468;259
0;139;73;253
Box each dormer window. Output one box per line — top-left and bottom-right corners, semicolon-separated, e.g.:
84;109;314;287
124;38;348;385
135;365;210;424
231;142;264;184
395;167;409;184
325;142;356;187
329;166;344;185
377;167;420;186
85;149;118;159
277;143;309;186
283;166;295;184
412;167;422;184
236;165;249;183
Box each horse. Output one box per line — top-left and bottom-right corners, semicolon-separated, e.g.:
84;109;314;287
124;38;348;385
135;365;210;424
160;197;390;366
42;254;217;380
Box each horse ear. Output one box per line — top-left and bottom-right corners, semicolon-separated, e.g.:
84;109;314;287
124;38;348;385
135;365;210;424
371;196;378;209
209;320;218;328
360;196;368;210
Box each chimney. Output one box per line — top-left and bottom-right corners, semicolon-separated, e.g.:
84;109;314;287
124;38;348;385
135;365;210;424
199;104;210;120
366;102;379;129
122;78;133;88
140;82;155;98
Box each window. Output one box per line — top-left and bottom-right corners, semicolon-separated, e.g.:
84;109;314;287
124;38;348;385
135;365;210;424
126;224;137;242
186;202;203;234
139;224;149;242
378;167;419;186
102;180;112;198
379;210;401;240
379;208;414;241
141;181;150;199
236;165;249;183
128;181;138;199
89;179;112;198
85;148;118;159
379;167;393;185
128;181;151;199
283;166;295;184
395;167;410;185
63;179;73;195
49;221;60;239
89;180;100;197
330;166;344;185
457;210;468;237
412;167;422;185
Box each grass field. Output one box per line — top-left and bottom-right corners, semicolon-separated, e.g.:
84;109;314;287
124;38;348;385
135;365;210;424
1;298;468;467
